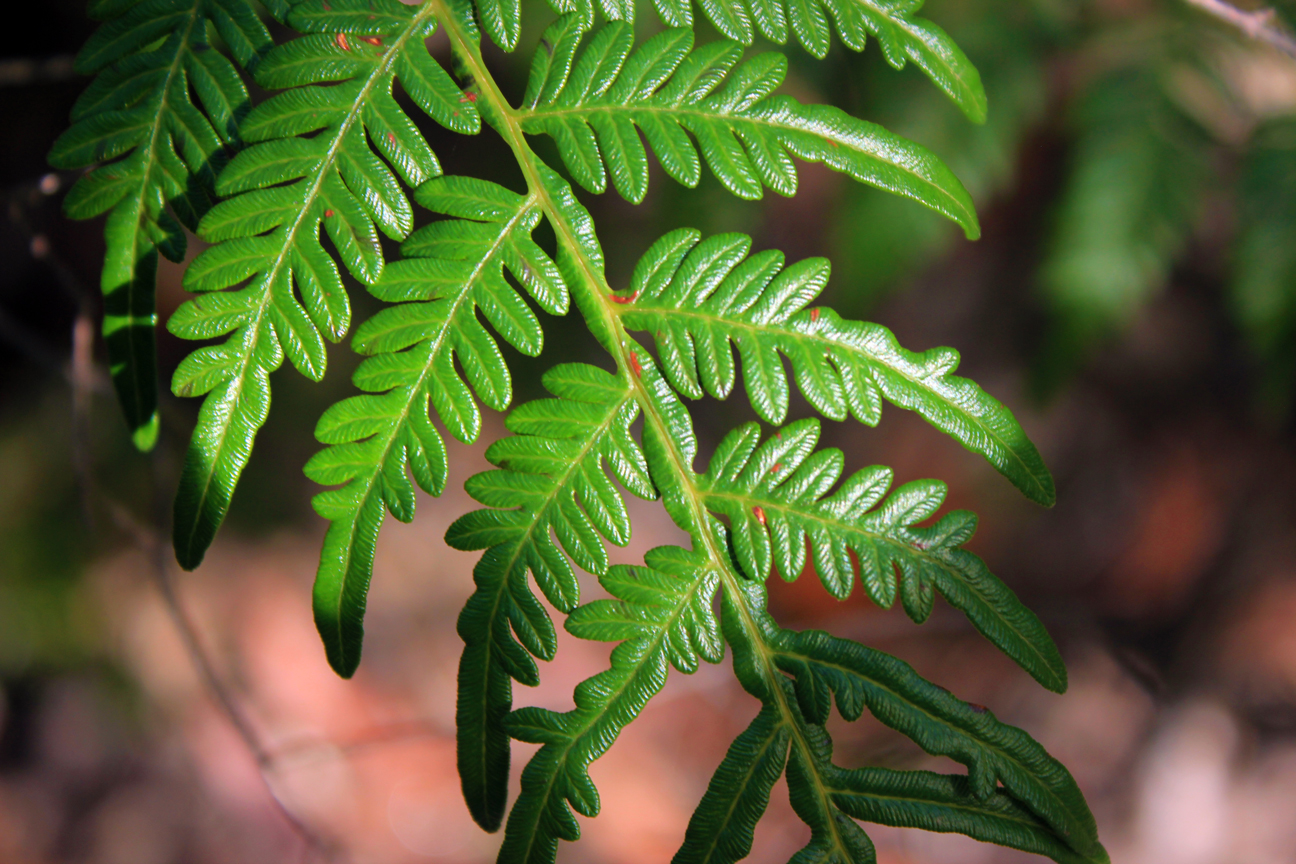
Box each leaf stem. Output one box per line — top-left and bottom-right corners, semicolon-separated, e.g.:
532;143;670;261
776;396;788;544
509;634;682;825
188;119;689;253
1181;0;1296;57
435;7;857;853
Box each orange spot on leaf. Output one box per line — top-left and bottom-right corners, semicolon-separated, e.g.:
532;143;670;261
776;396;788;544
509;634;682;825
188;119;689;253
810;307;820;322
629;351;642;378
334;33;350;51
359;36;383;47
753;506;767;526
324;209;334;217
609;291;638;304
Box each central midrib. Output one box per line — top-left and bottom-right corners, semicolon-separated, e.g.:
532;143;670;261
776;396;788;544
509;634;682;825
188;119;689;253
430;7;907;859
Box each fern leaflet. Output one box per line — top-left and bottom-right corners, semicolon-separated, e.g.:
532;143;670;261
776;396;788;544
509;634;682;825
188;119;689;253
478;0;986;125
49;0;286;450
515;19;979;237
698;418;1066;692
501;544;722;863
445;362;655;829
305;176;566;677
619;228;1055;506
167;0;481;570
713;577;1106;863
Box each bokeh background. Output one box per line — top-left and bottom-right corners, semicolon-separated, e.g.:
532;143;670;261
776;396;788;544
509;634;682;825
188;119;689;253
3;0;1296;861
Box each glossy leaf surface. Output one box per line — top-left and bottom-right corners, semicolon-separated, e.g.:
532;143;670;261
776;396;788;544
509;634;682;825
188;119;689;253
518;20;979;237
444;361;652;830
51;0;284;450
168;0;480;570
306;175;565;677
619;228;1055;505
699;419;1066;691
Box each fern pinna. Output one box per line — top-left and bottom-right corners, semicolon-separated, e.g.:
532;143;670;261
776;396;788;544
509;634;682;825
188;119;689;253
56;0;1107;861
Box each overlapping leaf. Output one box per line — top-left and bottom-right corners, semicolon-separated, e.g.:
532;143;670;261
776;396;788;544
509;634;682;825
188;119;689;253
619;228;1055;506
477;0;986;125
305;176;565;678
499;545;722;864
1232;118;1296;414
516;19;979;237
443;361;653;830
49;0;287;450
703;578;1106;864
167;0;482;570
699;418;1066;692
1037;67;1208;393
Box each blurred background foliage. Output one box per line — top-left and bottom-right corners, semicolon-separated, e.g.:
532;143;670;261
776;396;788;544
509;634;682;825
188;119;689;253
3;0;1296;862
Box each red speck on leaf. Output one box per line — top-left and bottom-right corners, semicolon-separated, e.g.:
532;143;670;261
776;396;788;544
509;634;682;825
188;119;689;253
360;36;383;47
829;140;839;148
460;92;478;103
335;33;350;51
770;462;783;474
629;351;642;378
810;307;820;322
609;291;638;304
753;506;767;526
321;1;330;8
968;703;987;714
324;209;334;217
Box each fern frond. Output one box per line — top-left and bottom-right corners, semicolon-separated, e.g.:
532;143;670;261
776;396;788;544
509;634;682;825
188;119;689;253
1232;118;1296;413
50;0;284;450
500;545;722;864
303;176;564;677
699;418;1065;692
619;228;1055;506
444;361;654;829
168;0;482;570
478;0;985;123
712;577;1106;864
515;20;979;238
1037;66;1207;392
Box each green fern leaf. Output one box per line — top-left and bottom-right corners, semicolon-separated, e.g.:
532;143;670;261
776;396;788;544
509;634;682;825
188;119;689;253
699;418;1065;691
1037;67;1207;392
444;361;653;829
1232;118;1296;413
673;704;790;864
619;228;1054;506
499;545;722;864
711;577;1105;863
304;176;564;677
50;0;280;451
825;767;1096;864
516;20;979;238
479;0;984;121
168;0;482;571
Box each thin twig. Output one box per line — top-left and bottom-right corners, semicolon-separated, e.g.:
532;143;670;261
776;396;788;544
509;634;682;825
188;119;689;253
1182;0;1296;58
104;496;341;864
7;178;340;862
